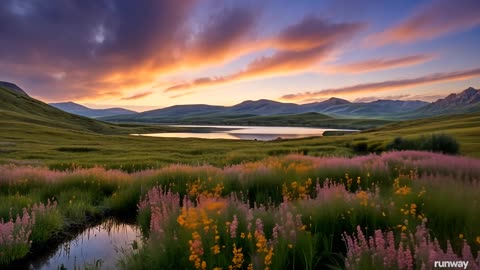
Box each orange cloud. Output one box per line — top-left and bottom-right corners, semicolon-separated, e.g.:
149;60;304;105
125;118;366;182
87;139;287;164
326;54;434;73
165;17;364;93
281;67;480;102
184;7;262;66
121;91;153;100
368;0;480;46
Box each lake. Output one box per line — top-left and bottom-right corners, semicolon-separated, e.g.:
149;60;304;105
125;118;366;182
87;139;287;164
134;125;357;141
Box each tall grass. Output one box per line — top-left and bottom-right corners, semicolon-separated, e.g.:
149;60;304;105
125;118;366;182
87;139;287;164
0;151;479;268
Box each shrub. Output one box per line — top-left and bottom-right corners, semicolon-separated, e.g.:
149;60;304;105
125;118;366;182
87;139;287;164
387;134;459;154
352;142;368;153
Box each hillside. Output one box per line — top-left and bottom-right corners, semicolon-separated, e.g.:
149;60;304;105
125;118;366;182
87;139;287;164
357;111;480;154
0;81;28;96
0;86;176;135
50;101;136;118
319;100;428;118
1;81;479;169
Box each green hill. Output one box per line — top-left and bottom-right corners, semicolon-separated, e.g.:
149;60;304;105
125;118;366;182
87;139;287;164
1;84;479;169
356;111;480;154
178;112;394;130
0;87;176;135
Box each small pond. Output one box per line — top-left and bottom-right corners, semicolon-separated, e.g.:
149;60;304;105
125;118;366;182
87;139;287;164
25;219;141;270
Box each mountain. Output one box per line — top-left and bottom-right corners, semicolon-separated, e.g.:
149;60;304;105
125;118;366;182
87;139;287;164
414;87;480;115
302;97;351;111
319;100;429;118
225;99;302;115
0;81;28;96
102;97;424;123
50;101;136;118
0;83;172;135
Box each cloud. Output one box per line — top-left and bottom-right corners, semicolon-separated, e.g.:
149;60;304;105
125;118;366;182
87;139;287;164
121;91;153;100
0;0;200;100
165;16;364;92
169;91;196;99
326;54;434;73
0;0;269;101
185;6;260;65
281;67;480;102
368;0;480;46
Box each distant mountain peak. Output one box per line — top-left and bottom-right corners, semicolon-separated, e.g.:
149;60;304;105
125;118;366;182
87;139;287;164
0;81;28;96
320;97;351;105
50;101;136;118
419;87;479;114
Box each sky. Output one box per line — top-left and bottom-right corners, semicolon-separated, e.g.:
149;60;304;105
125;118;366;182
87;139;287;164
1;0;480;111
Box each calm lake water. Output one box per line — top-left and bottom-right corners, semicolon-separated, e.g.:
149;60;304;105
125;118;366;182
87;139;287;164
135;125;357;140
26;219;141;270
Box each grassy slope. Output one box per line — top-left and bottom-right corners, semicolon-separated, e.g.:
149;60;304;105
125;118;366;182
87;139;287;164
0;87;187;135
1;86;479;169
359;111;480;155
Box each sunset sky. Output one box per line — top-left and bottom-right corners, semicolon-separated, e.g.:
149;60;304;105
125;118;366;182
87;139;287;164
1;0;480;111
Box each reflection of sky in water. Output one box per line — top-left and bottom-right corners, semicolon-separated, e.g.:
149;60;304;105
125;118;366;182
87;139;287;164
135;125;356;140
29;219;141;270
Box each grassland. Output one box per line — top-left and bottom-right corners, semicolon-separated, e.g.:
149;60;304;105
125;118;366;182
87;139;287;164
1;109;480;172
1;86;480;269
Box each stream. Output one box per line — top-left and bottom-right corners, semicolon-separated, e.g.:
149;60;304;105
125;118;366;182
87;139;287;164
22;218;142;270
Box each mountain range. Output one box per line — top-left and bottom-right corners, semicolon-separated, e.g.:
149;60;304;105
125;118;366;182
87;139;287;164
100;87;478;122
2;80;479;124
50;102;136;118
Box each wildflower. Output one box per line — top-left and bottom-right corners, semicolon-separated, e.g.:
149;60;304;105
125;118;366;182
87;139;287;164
459;234;464;239
288;244;293;249
356;191;369;206
476;236;480;244
229;215;238;238
395;186;411;195
211;244;220;254
229;243;244;269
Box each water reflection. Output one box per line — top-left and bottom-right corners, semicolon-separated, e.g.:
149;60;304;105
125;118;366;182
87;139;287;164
134;125;357;140
28;219;141;270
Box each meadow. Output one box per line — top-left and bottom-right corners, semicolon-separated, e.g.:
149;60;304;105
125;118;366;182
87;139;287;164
1;151;479;269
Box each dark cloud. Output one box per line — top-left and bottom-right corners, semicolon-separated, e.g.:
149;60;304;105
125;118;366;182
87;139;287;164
166;17;364;92
186;6;259;64
273;16;364;50
0;0;196;100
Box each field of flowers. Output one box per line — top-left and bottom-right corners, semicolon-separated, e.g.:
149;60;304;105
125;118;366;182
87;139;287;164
1;151;480;269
